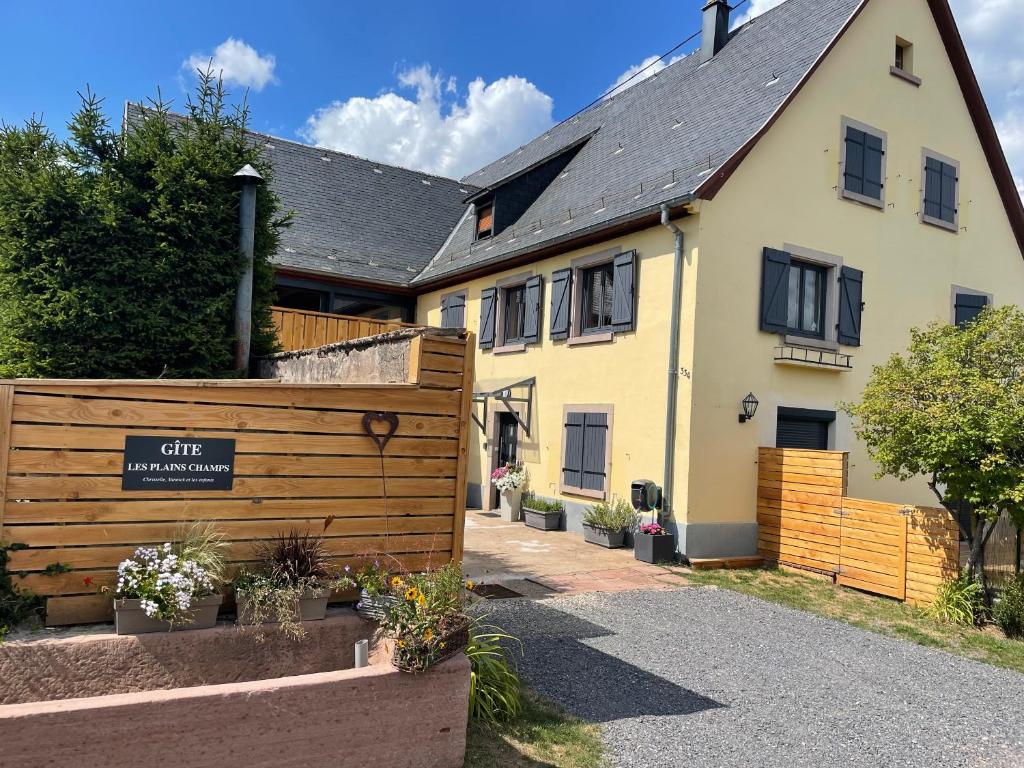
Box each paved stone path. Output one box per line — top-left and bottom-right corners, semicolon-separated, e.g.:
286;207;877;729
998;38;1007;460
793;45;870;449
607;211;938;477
484;587;1024;768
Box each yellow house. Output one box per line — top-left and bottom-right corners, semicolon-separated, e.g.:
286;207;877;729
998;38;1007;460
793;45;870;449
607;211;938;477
261;0;1024;559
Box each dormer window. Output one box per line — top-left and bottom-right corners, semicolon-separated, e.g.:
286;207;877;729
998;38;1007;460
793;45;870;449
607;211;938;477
475;202;493;240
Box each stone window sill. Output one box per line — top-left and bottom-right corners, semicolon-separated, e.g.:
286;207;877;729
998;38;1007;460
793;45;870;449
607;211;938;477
783;334;839;353
567;332;614;347
493;343;527;355
922;214;958;234
890;66;922;87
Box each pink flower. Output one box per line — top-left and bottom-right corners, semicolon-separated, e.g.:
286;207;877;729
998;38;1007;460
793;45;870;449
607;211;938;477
640;523;668;536
491;467;508;480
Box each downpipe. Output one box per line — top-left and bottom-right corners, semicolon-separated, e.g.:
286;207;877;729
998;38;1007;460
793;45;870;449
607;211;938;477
659;204;684;527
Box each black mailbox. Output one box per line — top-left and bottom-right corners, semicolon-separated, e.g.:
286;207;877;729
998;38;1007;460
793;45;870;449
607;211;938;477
631;479;661;512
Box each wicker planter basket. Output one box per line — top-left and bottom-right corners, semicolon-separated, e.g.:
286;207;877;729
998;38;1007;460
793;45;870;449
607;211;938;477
356;590;398;622
391;614;471;673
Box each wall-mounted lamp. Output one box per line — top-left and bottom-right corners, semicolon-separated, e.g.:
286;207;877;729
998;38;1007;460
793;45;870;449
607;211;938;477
738;393;759;423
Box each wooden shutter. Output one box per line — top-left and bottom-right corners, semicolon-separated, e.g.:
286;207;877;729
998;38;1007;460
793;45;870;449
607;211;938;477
479;287;497;349
863;132;884;200
550;268;572;340
440;294;451;329
581;413;609;492
924;157;958;224
837;265;864;346
562;412;585;489
954;293;987;327
449;293;466;329
941;162;958;223
522;275;543;344
610;251;636;333
760;247;791;333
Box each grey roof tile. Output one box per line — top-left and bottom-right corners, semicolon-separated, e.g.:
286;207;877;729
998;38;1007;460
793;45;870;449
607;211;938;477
413;0;861;285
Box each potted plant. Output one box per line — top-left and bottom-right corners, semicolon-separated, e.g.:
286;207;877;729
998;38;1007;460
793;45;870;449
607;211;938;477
634;521;676;564
582;496;638;549
353;559;399;621
111;542;223;635
235;522;354;636
377;561;473;673
491;462;526;522
521;493;564;531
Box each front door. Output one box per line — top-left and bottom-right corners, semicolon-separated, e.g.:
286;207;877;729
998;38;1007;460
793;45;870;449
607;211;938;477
497;412;518;468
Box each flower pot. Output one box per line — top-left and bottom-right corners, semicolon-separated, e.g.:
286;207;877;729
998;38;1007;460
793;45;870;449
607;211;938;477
236;587;332;626
634;532;676;564
582;524;626;549
356;589;398;622
499;488;523;522
114;593;223;635
523;506;562;531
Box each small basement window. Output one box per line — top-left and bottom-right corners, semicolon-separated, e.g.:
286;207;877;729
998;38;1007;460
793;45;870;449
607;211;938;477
776;407;835;451
476;202;494;240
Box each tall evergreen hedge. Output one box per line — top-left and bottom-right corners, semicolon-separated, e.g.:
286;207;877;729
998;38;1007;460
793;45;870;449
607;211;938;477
0;75;285;378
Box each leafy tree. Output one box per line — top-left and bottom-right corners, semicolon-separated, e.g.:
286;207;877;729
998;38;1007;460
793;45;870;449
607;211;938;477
0;72;285;378
845;306;1024;585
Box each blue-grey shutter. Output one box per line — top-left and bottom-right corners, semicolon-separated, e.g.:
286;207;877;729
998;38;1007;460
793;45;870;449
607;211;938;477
581;412;608;492
522;275;542;344
449;293;466;329
940;162;957;223
479;287;496;349
844;127;864;195
863;132;884;200
954;293;987;327
611;251;636;333
925;157;957;224
562;412;585;489
440;294;451;329
550;268;572;340
837;265;864;346
760;248;791;334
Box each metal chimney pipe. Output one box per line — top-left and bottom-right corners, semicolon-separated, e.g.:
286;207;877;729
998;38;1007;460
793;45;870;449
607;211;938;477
232;164;264;372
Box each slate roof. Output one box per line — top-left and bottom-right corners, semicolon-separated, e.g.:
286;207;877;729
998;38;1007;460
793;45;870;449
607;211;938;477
261;136;475;285
412;0;862;285
124;102;475;287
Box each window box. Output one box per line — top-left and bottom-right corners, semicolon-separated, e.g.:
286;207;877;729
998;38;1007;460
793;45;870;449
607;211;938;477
523;506;563;531
582;523;626;549
114;594;223;635
774;345;853;371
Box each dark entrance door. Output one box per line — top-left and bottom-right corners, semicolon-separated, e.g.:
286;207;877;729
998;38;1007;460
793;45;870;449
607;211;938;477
497;412;518;467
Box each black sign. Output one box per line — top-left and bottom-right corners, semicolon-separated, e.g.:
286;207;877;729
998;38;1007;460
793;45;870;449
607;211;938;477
122;436;236;491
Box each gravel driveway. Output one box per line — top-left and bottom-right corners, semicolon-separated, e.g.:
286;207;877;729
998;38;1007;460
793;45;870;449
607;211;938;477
484;586;1024;768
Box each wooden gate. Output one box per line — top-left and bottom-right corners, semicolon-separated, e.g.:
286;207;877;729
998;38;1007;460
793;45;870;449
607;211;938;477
836;499;907;601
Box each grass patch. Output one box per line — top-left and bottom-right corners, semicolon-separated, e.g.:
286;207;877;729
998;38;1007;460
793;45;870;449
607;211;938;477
682;566;1024;674
465;689;606;768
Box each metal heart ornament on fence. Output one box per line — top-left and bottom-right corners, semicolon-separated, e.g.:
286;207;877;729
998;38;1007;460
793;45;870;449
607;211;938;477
362;411;399;452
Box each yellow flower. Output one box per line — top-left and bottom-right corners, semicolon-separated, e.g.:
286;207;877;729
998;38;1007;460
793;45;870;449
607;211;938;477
423;627;434;641
398;639;406;648
391;576;402;588
440;642;446;649
466;580;475;590
404;586;418;601
417;593;426;606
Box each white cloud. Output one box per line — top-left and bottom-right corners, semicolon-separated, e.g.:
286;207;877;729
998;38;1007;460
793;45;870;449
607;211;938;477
302;65;554;179
184;38;277;92
731;0;785;28
605;53;688;99
950;0;1024;196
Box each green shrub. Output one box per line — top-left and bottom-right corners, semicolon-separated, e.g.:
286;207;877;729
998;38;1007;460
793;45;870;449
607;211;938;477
993;574;1024;639
583;496;638;531
1;543;44;642
925;571;986;627
521;493;564;513
467;624;522;724
0;73;285;378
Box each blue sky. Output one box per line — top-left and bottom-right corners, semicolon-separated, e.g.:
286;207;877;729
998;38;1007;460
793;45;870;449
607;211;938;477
1;0;1021;187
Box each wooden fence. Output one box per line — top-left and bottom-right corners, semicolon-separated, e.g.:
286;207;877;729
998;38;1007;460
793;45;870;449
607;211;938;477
757;447;959;605
271;306;421;352
0;333;475;626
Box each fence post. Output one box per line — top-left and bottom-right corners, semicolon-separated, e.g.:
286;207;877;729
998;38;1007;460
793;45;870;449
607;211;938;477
0;385;12;543
451;334;476;564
